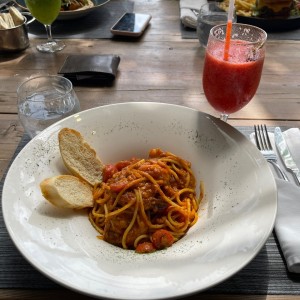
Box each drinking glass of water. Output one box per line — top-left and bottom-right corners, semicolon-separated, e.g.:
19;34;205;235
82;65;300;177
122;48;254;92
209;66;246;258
17;75;80;138
196;2;236;48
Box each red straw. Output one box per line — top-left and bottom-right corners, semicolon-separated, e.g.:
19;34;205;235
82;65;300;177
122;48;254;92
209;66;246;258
223;20;232;61
223;0;235;61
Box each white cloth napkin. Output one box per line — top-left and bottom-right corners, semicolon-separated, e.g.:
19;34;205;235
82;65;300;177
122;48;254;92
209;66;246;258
251;128;300;273
273;128;300;273
275;178;300;273
180;0;207;28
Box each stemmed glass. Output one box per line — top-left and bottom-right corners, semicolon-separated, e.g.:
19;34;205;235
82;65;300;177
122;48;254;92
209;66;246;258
202;23;267;122
25;0;65;53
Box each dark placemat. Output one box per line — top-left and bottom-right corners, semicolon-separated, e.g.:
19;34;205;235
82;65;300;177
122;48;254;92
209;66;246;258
181;23;300;40
1;128;300;293
178;5;300;40
27;0;134;39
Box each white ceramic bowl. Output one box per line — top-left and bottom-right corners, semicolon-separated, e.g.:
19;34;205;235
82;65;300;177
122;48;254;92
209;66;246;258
2;102;277;300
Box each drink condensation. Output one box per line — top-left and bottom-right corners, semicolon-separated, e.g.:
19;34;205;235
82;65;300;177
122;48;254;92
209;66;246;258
19;91;80;138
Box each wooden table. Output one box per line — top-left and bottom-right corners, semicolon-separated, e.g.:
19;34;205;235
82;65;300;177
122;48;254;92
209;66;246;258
1;0;300;299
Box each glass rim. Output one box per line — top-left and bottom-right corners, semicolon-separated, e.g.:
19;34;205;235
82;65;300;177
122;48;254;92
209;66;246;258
209;23;268;46
17;75;73;98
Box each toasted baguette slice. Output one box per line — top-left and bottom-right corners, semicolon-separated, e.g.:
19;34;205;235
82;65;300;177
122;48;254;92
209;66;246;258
40;175;93;209
1;12;14;28
9;7;24;26
0;16;9;29
58;128;104;186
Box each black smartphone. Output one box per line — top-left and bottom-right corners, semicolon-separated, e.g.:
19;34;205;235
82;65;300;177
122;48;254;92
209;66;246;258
111;12;152;37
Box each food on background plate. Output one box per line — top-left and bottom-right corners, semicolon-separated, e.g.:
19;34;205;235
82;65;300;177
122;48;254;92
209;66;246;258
40;128;204;253
219;0;299;17
0;7;24;29
60;0;94;11
219;0;256;17
256;0;294;18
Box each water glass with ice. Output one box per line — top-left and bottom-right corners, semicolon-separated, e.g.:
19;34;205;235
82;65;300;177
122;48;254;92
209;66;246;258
17;75;80;138
196;2;236;48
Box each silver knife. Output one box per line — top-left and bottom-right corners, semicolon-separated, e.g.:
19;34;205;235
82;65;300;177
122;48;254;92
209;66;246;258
274;127;300;185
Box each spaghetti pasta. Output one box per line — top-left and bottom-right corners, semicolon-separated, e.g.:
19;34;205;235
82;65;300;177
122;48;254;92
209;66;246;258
89;148;203;253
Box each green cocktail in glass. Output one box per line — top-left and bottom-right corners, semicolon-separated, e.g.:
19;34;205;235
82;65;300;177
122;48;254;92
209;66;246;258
25;0;65;53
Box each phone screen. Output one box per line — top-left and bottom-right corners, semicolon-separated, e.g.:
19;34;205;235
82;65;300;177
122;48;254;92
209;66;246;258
111;13;151;33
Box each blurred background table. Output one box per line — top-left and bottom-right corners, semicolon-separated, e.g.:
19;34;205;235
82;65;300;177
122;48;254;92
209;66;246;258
1;0;300;299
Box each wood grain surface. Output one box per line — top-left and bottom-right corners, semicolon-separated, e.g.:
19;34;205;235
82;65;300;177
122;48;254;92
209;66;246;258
0;0;300;299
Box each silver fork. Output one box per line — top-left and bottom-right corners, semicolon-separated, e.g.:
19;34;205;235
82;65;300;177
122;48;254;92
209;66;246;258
254;124;289;181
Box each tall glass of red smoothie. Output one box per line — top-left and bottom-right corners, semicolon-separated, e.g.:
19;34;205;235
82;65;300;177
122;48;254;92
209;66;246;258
202;23;267;122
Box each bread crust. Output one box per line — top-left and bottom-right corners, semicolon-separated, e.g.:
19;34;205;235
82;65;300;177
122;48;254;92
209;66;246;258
58;128;103;186
9;7;24;26
40;128;104;209
40;175;93;209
